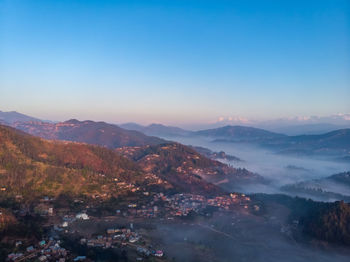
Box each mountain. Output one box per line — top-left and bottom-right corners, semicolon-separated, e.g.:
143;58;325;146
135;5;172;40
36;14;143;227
194;125;350;158
264;129;350;156
12;119;166;148
0;124;144;199
117;142;263;193
269;123;350;136
120;123;191;137
210;114;350;132
194;125;285;142
0;110;43;124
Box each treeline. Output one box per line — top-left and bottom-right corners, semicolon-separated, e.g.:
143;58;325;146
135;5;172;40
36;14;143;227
301;201;350;246
252;194;350;246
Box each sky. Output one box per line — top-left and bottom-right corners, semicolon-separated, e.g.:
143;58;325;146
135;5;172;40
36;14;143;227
0;0;349;126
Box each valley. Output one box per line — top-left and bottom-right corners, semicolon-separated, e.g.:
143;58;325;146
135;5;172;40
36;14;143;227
0;119;349;262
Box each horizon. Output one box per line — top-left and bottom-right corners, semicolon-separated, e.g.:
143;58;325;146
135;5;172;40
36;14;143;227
1;0;349;125
1;109;350;131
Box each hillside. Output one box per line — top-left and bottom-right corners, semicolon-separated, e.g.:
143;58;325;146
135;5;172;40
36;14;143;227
117;143;263;194
0;125;244;199
0;124;145;199
253;194;350;247
12;119;166;148
301;201;350;246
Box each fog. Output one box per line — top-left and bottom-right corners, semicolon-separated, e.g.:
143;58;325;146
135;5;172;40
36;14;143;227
164;136;350;198
147;211;350;262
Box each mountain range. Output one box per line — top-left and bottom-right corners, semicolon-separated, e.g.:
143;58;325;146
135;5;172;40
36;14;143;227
2;111;350;159
0;124;263;199
260;129;350;157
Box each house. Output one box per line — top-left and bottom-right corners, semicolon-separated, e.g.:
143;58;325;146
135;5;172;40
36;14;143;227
107;229;115;234
7;253;23;261
26;246;35;252
155;250;164;257
76;213;89;220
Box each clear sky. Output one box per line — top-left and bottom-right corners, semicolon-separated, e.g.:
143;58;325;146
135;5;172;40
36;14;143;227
0;0;349;125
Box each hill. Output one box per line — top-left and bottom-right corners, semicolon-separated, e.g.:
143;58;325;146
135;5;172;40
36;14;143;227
117;143;263;194
12;119;166;148
252;194;350;246
301;201;350;246
0;124;249;198
0;124;145;199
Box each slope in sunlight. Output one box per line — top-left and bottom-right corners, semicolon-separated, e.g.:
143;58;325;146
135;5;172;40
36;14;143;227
0;124;144;199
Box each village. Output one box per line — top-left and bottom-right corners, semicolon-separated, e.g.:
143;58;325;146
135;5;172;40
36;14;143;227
5;190;256;261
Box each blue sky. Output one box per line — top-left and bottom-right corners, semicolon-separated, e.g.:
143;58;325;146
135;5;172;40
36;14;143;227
0;0;349;125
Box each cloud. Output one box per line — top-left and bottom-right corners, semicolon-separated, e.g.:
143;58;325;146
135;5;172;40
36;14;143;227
218;116;225;122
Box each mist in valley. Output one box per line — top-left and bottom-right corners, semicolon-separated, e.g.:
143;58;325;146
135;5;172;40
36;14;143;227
140;134;350;261
162;136;350;199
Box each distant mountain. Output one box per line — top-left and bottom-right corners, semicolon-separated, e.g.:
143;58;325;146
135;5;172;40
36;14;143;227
120;122;145;132
0;110;43;124
12;119;166;148
211;114;350;132
268;123;350;136
194;125;285;142
264;129;350;156
120;123;191;137
194;125;350;158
